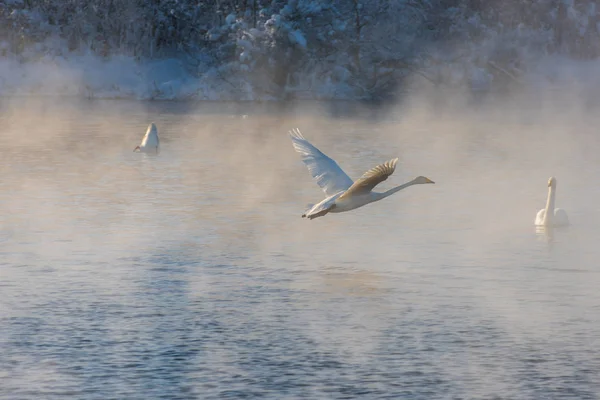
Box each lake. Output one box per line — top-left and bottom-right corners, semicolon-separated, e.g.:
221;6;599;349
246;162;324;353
1;97;599;399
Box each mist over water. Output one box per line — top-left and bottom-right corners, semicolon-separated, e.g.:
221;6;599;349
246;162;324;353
1;92;600;399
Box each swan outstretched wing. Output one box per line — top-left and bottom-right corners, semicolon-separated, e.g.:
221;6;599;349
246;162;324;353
289;128;354;196
341;158;399;197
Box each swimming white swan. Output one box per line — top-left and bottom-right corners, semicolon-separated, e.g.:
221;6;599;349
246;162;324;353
134;123;160;154
289;128;435;220
535;177;569;227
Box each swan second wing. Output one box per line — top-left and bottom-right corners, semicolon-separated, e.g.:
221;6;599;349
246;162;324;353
340;158;399;198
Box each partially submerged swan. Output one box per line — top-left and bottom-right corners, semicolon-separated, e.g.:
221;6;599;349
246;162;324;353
289;128;434;220
134;123;160;154
535;177;569;227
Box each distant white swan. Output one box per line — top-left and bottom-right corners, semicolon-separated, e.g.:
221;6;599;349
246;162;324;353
134;123;160;154
289;128;435;220
535;177;569;227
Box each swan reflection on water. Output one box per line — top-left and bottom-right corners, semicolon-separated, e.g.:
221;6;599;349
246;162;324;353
536;225;555;246
536;224;571;251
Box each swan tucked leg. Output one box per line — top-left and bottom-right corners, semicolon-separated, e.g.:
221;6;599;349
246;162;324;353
302;195;340;220
303;204;336;219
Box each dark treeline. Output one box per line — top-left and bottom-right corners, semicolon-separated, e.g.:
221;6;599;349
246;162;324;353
1;0;598;99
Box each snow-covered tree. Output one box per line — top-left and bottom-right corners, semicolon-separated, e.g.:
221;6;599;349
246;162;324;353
2;0;600;99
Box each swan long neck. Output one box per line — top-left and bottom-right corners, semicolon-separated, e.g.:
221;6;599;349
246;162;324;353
373;180;417;201
544;185;556;224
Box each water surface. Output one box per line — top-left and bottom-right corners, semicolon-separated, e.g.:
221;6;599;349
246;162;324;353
1;99;599;399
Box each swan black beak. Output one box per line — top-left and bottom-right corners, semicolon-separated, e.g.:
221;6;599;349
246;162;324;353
425;178;435;184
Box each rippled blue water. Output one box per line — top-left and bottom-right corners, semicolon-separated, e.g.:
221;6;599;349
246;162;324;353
1;99;599;399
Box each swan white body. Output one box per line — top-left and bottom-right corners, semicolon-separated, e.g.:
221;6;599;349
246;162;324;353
289;128;434;220
134;123;160;154
535;177;569;227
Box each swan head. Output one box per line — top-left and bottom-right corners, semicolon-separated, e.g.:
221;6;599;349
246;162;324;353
548;177;557;188
413;176;435;185
133;145;140;152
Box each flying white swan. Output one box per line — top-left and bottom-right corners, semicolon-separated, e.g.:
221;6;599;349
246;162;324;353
535;177;569;227
289;128;435;220
134;123;160;154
